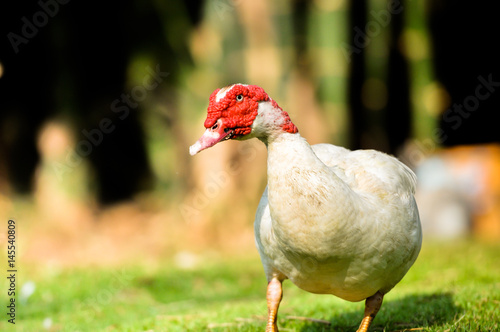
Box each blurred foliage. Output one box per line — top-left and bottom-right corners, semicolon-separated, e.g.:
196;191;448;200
0;0;499;259
0;0;441;203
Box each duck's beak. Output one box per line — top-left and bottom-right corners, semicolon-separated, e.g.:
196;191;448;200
189;119;233;155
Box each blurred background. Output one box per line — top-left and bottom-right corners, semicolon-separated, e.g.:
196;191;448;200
1;0;500;269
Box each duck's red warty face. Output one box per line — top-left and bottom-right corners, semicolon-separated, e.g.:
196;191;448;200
203;84;270;136
190;84;269;155
190;84;297;155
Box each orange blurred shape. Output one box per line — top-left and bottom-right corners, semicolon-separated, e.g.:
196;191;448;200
433;144;500;241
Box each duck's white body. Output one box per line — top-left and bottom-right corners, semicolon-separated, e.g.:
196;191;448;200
255;132;422;302
190;84;422;331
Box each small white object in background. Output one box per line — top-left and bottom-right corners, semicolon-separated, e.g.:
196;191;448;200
414;144;500;240
415;156;471;238
174;251;200;270
20;281;36;304
43;317;53;330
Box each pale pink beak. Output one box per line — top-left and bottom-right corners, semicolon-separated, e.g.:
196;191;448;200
189;119;233;155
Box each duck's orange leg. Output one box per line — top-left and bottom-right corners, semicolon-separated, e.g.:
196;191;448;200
266;277;283;332
356;291;384;332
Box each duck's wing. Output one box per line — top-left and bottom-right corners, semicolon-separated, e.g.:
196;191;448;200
311;144;417;198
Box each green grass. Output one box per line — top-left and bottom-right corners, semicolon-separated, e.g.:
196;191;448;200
2;240;499;331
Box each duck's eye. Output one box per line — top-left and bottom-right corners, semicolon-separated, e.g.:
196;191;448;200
236;94;244;101
211;123;219;130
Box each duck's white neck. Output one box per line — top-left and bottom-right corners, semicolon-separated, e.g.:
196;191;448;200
266;132;320;170
249;101;298;145
251;101;332;183
250;101;353;208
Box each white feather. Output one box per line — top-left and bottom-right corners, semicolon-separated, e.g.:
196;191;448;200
215;83;248;102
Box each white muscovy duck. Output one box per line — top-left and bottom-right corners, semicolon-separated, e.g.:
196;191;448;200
189;84;422;332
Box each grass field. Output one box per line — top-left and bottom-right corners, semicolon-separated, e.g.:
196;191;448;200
2;239;499;332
